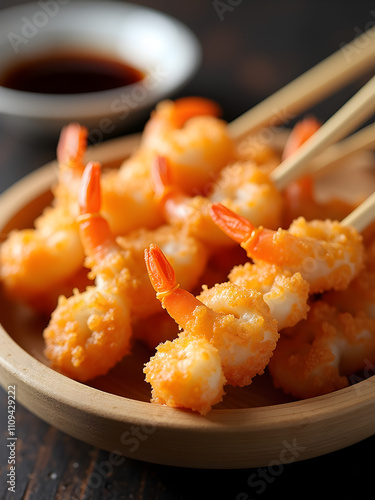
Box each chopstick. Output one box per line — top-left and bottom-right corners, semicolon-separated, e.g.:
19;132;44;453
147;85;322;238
308;123;375;177
341;191;375;232
228;25;375;141
270;74;375;190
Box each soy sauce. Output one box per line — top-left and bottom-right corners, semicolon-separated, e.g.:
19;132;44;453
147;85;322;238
0;52;145;94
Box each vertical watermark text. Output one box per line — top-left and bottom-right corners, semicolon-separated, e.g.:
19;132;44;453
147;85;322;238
6;385;17;493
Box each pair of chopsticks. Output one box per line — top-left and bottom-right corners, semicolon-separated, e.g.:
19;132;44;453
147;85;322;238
228;25;375;232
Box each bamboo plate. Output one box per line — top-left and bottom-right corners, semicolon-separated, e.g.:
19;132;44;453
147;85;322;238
0;133;375;469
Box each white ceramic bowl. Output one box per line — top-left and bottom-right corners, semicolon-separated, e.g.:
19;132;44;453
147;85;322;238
0;1;201;136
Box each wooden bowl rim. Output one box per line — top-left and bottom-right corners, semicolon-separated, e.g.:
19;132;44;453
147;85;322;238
1;133;375;468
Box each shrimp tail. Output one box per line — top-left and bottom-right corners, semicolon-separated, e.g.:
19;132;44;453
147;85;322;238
145;244;207;327
209;202;255;243
209;202;298;264
78;161;102;215
144;243;178;298
77;162;116;259
150;155;175;202
57;122;88;169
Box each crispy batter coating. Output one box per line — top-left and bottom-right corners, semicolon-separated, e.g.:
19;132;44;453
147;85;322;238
269;301;375;399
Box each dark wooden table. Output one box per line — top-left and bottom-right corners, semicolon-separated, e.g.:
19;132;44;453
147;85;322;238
1;1;375;498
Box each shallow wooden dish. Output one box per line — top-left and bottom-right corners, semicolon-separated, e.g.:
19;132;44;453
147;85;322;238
0;134;375;469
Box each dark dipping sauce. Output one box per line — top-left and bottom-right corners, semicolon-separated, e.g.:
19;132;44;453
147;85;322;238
0;52;145;94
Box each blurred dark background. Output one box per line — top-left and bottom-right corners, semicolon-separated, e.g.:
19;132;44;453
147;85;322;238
0;0;374;191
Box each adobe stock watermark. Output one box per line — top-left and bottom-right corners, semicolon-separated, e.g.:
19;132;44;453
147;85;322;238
87;65;168;145
236;438;306;499
7;0;71;54
212;0;244;22
339;10;375;63
87;424;156;490
5;385;17;494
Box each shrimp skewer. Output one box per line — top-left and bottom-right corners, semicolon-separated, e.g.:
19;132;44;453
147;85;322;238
144;244;279;413
209;203;364;294
268;221;375;399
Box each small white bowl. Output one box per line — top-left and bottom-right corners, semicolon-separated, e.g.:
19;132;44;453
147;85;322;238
0;1;201;137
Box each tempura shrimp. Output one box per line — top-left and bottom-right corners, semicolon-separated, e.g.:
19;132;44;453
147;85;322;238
87;97;235;235
0;123;90;311
0;204;86;312
268;300;375;399
210;203;364;294
43;162;133;381
324;267;375;320
151;155;283;248
144;334;226;415
144;244;279;392
139;97;236;194
83;164;208;319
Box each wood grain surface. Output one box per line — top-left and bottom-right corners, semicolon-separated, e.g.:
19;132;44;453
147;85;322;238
1;385;375;500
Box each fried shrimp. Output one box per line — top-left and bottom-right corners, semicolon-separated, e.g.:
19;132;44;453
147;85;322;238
229;262;310;330
0;124;89;310
0;206;86;311
89;97;234;235
116;225;209;319
144;244;279;392
43;162;133;381
268;300;375;399
43;163;209;380
144;334;226;415
140;97;235;194
151;155;283;248
210;203;364;294
324;269;375;320
2;99;225;308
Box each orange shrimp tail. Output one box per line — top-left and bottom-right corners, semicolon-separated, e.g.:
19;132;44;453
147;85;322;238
57;122;88;168
78;161;102;215
209;203;255;243
145;244;206;326
150;155;172;199
172;97;222;128
209;203;286;262
282;115;321;160
144;244;177;295
77;162;115;256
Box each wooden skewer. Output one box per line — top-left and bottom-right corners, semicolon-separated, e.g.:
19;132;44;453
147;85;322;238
341;191;375;232
228;25;375;141
309;123;375;177
270;74;375;190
